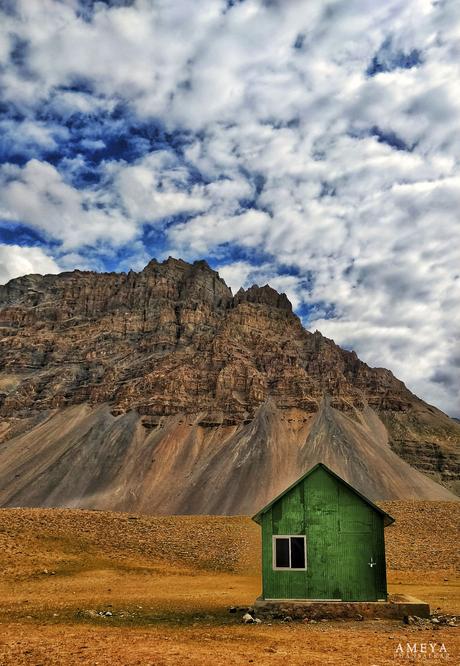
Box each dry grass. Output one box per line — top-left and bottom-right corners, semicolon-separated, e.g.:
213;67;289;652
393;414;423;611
0;502;458;665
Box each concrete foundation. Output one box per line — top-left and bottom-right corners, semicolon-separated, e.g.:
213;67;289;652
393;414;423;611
254;594;430;620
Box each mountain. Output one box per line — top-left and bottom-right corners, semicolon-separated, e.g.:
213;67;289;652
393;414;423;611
0;257;458;513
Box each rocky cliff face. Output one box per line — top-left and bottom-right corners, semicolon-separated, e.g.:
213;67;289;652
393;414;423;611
0;256;419;419
0;257;458;512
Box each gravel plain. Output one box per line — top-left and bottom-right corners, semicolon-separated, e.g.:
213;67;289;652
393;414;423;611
0;502;458;665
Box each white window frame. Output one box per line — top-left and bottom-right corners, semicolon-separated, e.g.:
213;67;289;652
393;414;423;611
272;535;307;571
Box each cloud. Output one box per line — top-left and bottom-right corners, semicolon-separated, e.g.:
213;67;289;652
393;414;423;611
0;244;60;284
169;209;271;256
0;118;67;161
0;159;139;250
0;0;459;414
112;151;209;222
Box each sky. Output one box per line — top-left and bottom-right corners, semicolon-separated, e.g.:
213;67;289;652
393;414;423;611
0;0;459;416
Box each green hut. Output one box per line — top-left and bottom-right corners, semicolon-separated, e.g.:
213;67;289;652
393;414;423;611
252;463;394;602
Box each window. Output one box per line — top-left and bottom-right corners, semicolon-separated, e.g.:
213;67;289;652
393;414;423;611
272;535;307;570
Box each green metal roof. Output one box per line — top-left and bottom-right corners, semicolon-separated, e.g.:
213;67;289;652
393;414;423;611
252;462;395;527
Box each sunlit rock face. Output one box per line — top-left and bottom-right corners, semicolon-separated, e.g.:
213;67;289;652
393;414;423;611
0;257;458;513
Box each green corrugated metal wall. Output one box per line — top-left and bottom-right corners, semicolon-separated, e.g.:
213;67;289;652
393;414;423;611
261;466;388;601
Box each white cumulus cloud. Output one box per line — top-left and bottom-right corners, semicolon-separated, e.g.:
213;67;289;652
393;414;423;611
0;244;60;285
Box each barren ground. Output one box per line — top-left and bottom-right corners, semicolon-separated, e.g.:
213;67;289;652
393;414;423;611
0;502;458;665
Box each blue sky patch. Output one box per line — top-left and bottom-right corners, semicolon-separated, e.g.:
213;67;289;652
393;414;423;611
0;222;51;248
371;126;412;152
366;38;423;77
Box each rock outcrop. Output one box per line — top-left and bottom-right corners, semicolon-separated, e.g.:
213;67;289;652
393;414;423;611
0;257;458;512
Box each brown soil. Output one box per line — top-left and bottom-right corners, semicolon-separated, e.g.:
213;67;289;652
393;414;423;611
0;502;458;665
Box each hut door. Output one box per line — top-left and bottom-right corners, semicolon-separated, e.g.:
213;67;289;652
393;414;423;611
340;538;378;601
357;542;378;601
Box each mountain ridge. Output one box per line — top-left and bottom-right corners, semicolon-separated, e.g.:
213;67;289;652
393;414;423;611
0;257;458;511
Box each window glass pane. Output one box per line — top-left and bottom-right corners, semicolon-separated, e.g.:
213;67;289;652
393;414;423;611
275;538;290;568
290;537;305;568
